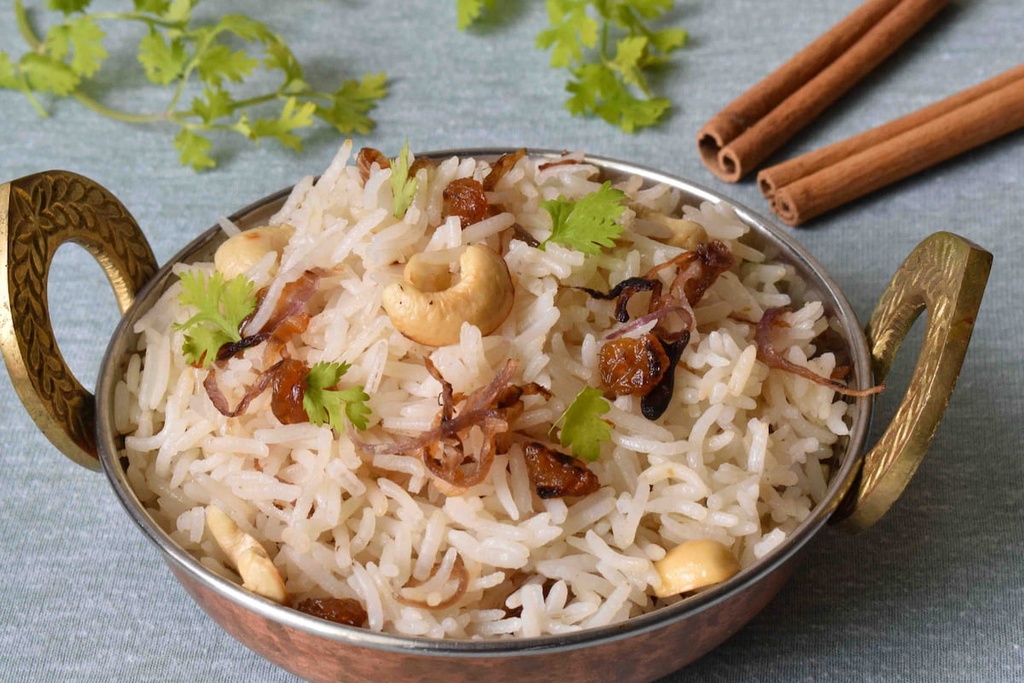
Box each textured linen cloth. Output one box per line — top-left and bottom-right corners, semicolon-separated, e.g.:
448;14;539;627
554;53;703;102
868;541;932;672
1;1;1021;681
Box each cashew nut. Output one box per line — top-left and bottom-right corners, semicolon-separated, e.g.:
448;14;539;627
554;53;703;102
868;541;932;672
403;250;457;292
206;505;288;604
214;224;295;280
652;215;707;251
652;539;740;598
381;244;514;347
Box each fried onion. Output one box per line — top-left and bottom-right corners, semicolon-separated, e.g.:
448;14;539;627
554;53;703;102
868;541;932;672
581;240;735;419
756;307;884;397
353;359;521;494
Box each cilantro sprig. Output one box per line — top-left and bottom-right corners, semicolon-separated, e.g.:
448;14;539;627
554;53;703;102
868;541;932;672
540;181;627;254
2;0;387;170
173;269;257;368
303;361;371;432
460;0;687;132
456;0;496;30
390;140;419;219
551;385;611;461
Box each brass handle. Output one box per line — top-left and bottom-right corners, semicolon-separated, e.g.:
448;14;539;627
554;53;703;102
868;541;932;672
1;171;158;470
835;231;992;531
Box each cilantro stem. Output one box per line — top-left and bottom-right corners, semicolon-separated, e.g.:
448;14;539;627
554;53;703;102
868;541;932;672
16;78;48;117
88;12;187;30
72;91;166;124
13;5;167;125
11;0;51;116
4;1;385;170
211;91;279;111
599;15;610;60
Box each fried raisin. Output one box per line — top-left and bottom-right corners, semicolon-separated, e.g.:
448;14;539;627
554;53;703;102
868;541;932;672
523;442;600;499
443;177;490;227
599;333;670;397
295;597;367;627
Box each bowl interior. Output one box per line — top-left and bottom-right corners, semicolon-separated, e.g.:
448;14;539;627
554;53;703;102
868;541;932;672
95;149;874;654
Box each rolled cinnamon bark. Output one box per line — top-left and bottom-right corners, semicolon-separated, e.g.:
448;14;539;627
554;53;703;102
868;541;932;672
769;73;1024;225
697;0;948;182
758;65;1024;198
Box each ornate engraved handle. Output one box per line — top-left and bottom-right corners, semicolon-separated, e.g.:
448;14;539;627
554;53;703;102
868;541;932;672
835;231;992;531
1;171;158;470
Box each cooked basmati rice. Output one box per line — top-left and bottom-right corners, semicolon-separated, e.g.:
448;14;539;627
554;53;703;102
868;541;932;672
117;145;852;639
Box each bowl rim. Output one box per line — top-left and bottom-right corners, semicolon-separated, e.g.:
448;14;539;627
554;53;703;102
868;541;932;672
96;147;874;655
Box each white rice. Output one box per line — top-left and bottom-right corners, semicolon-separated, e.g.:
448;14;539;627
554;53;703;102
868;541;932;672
117;146;853;639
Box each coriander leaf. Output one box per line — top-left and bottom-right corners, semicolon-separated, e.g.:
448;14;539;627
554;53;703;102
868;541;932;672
622;0;674;19
650;27;688;54
66;16;107;77
246;96;316;150
212;14;274;43
314;73;387;135
190;86;234;124
19;53;79;95
173;269;256;367
592;73;670;132
0;53;19;89
137;28;187;85
564;61;604;116
48;0;91;14
263;39;307;93
566;61;668;133
43;25;72;62
231;112;253;139
303;361;372;432
133;0;170;15
180;324;228;368
162;0;192;24
536;2;598;69
390;140;419;219
195;43;257;86
457;0;495;30
534;0;686;132
609;35;649;92
174;127;216;171
540;181;626;254
551;386;611;461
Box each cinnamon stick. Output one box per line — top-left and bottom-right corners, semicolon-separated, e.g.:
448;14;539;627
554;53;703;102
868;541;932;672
766;69;1024;226
697;0;948;182
758;64;1024;198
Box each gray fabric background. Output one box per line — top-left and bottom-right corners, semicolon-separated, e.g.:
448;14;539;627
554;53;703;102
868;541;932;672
1;1;1020;681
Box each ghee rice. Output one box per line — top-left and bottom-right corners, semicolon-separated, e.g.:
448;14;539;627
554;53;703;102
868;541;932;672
116;143;851;638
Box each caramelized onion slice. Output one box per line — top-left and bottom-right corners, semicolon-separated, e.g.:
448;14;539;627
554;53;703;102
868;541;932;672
482;148;527;191
422;413;508;493
219;270;320;363
357;147;389;183
203;359;285;418
756;307;884;397
353;360;521;494
662;239;735;305
578;276;659;324
640;335;688;420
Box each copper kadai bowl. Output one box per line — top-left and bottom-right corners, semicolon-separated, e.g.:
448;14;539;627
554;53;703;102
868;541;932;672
0;150;992;683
